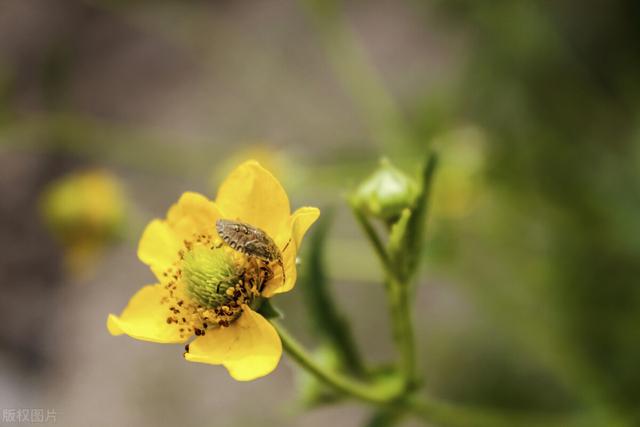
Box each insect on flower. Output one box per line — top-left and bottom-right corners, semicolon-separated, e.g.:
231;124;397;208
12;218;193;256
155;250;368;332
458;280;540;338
216;219;289;287
107;160;320;381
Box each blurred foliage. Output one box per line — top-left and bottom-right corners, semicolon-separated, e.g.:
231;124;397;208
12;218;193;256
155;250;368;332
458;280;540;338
408;0;640;422
430;126;486;220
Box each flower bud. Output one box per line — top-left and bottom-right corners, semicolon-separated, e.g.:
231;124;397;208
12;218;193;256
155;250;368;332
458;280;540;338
353;158;418;222
431;126;486;219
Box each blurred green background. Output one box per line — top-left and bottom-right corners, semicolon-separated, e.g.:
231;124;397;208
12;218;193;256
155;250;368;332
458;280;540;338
1;0;639;426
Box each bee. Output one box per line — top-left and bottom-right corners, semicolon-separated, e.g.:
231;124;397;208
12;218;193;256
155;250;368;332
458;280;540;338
215;219;289;287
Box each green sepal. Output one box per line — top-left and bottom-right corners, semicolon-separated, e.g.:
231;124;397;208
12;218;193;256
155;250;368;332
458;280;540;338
402;153;438;280
387;208;411;280
256;298;283;320
352;158;419;224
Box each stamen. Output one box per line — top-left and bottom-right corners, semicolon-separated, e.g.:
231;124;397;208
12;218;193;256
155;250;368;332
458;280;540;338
158;232;267;340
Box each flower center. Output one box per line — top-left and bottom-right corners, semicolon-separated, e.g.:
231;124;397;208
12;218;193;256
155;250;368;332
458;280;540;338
182;246;239;308
160;232;269;339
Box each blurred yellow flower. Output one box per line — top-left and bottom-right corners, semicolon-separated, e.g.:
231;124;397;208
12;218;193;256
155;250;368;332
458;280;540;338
107;161;319;381
40;169;126;274
210;143;304;196
431;126;487;219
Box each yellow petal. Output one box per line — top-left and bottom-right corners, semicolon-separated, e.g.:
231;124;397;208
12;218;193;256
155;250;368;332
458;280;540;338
137;220;181;279
215;161;290;239
263;207;320;296
290;207;320;249
166;192;221;241
107;284;186;343
184;305;282;381
262;243;296;298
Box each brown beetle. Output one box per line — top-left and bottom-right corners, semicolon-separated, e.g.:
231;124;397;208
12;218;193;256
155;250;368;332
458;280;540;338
215;219;289;286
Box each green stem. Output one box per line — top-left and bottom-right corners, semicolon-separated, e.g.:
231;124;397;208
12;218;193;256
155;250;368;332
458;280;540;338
273;321;398;405
349;198;392;273
385;154;437;390
349;196;417;389
387;275;417;390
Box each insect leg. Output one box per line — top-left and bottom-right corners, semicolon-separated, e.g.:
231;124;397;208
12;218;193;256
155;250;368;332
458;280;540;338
278;258;286;284
259;264;273;292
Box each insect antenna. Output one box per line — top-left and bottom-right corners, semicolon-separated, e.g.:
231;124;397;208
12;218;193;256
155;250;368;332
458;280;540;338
280;238;292;254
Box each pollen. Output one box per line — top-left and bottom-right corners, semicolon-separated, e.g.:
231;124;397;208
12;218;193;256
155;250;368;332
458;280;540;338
159;232;270;339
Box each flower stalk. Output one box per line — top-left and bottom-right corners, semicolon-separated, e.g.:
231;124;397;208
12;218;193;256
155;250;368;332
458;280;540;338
349;155;437;392
386;275;418;391
274;152;584;426
274;321;398;405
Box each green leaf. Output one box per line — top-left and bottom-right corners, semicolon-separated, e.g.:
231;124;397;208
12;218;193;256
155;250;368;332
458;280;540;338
403;152;438;279
299;206;366;377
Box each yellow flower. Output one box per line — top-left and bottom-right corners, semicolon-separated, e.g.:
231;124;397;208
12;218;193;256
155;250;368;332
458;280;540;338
40;169;126;275
107;161;320;381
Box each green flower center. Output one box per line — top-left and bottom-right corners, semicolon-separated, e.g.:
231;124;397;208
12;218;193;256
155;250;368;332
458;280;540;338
182;246;242;309
161;236;268;338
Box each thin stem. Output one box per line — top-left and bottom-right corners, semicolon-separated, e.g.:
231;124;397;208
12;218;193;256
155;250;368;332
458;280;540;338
386;153;438;389
349;198;392;273
349;196;418;390
386;276;417;390
273;321;399;405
